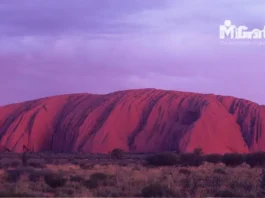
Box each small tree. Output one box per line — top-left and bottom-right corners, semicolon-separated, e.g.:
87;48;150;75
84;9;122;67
22;145;30;166
193;147;203;156
145;152;179;166
221;153;245;167
22;152;28;166
110;148;124;160
110;148;124;187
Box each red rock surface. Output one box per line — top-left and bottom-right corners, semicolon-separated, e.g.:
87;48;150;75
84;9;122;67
0;88;264;154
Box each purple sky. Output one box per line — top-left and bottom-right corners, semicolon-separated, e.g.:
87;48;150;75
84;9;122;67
1;0;265;105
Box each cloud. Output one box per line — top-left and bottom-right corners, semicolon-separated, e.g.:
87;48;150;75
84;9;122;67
0;0;265;105
0;0;170;37
125;72;211;91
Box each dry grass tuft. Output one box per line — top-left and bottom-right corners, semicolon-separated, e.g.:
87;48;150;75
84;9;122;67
0;152;263;197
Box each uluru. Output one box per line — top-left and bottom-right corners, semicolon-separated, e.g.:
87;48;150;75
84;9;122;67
0;88;264;154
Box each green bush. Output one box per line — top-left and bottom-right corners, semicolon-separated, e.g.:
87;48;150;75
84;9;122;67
180;153;203;167
44;173;67;188
221;153;245;167
0;191;38;197
204;154;223;164
141;183;175;197
259;169;265;190
79;163;94;169
142;183;176;197
83;172;115;189
54;187;75;197
28;161;46;168
90;172;108;181
83;179;98;189
22;152;28;166
70;175;85;182
179;168;191;175
10;160;21;168
28;169;52;182
214;189;240;197
28;173;41;182
245;152;265;167
110;148;124;159
145;152;179;166
4;169;21;182
213;168;226;175
193;147;203;155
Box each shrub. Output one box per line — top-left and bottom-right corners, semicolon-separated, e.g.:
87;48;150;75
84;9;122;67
110;148;124;159
145;152;179;166
179;153;203;167
90;172;108;181
28;173;41;182
179;168;191;175
70;175;85;182
54;187;75;197
4;169;21;182
79;163;94;169
214;189;240;197
83;179;98;189
22;152;28;166
44;173;67;188
260;169;265;190
10;160;21;168
204;154;223;164
245;152;265;167
83;172;115;188
45;158;53;164
141;183;175;197
222;153;245;167
213;168;226;175
193;147;203;155
118;161;128;166
0;191;38;197
71;159;79;165
28;169;52;182
28;161;46;168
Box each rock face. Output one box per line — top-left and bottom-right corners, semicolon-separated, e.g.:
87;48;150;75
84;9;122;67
0;88;264;154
